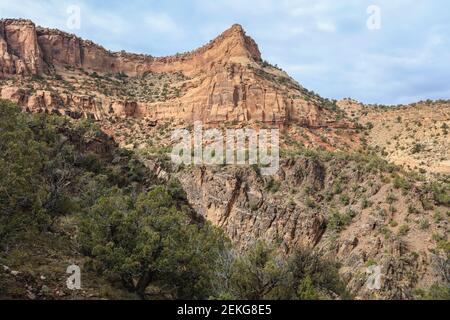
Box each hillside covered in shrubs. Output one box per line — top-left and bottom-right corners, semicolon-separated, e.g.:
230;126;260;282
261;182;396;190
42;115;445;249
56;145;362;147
0;100;349;300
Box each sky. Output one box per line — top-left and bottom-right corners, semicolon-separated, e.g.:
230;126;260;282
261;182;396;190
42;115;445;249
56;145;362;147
1;0;449;105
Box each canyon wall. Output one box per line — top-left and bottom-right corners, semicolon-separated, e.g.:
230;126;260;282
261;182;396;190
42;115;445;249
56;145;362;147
1;19;261;78
0;19;336;126
175;159;443;299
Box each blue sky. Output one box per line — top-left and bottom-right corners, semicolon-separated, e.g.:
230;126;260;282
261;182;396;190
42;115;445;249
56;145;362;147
1;0;449;105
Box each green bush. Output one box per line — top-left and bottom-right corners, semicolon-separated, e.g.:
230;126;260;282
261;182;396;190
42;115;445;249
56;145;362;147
421;182;450;207
0;100;51;243
411;143;425;154
79;186;229;299
216;242;349;300
415;284;450;300
265;178;281;193
393;175;411;190
225;241;292;300
297;276;319;300
340;194;350;206
398;225;410;236
361;197;373;209
328;209;356;232
305;197;317;209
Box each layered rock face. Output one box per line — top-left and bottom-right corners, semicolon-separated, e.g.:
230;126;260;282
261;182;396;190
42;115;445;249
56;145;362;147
0;19;46;76
0;19;337;126
175;158;447;299
145;63;323;125
0;85;116;120
34;22;261;77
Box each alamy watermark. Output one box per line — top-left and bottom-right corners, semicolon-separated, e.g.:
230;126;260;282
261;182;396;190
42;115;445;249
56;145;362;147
66;5;81;30
66;264;81;290
366;265;382;290
367;5;382;30
171;122;280;175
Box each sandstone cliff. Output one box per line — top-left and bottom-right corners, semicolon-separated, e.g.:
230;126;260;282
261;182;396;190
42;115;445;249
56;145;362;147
0;19;341;126
0;19;46;76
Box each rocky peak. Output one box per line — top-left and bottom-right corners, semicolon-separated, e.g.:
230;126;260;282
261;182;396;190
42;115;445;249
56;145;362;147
213;23;262;63
228;23;245;33
0;19;342;127
0;19;262;78
140;23;262;76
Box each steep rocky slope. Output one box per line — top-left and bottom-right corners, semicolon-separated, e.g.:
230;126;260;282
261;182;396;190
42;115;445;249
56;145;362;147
142;151;447;299
338;99;450;174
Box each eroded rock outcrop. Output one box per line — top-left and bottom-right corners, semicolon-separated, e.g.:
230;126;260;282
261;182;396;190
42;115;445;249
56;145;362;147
0;86;146;120
0;19;46;76
0;19;339;127
1;19;260;78
174;157;447;299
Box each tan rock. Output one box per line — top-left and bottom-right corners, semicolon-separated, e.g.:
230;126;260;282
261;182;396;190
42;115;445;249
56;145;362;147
0;19;46;76
0;19;340;127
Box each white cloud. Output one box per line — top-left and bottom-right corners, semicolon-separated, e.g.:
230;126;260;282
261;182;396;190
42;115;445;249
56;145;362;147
316;21;336;32
0;0;448;104
288;2;331;17
145;12;181;35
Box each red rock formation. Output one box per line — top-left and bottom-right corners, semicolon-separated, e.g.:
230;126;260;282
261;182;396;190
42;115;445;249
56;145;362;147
0;19;340;127
0;19;46;76
28;22;261;78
